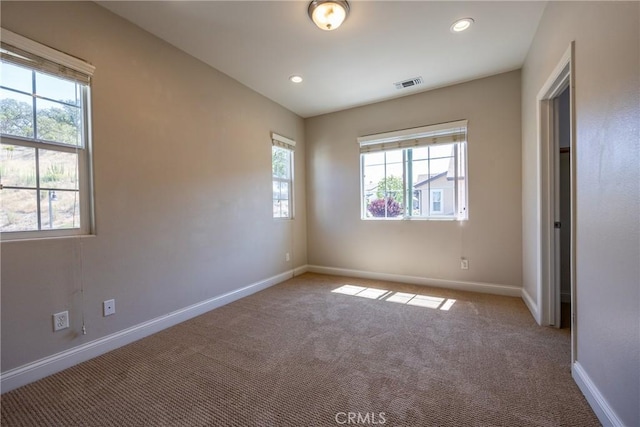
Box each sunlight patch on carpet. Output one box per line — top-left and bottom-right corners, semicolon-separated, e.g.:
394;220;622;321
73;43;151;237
331;285;456;311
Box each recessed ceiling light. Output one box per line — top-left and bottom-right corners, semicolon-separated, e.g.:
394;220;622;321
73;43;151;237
289;75;303;83
451;18;474;33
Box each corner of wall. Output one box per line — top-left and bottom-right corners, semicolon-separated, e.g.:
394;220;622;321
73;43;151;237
520;287;540;324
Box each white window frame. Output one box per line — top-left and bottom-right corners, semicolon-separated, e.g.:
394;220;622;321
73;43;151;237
0;29;95;240
271;132;295;220
358;120;468;221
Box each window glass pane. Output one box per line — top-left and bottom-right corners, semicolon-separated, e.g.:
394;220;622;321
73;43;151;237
412;190;422;216
412;159;429;184
35;72;80;105
412;147;429;161
410;146;456;218
36;98;81;145
366;196;403;218
385;149;403;164
429;157;450;175
383;162;404;204
414;187;429;217
0;144;36;188
272;181;280;199
362;162;383;206
279;200;289;218
429;144;454;159
362;152;404;218
0;88;34;138
272;146;290;179
363;163;384;189
273;200;282;218
39;189;80;229
0;188;38;231
363;152;384;167
283;151;291;178
279;181;289;200
1;62;33;93
39;149;79;190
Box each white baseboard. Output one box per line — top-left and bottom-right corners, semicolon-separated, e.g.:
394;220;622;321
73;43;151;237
572;361;624;427
293;264;309;276
1;267;302;393
307;265;521;297
521;287;541;324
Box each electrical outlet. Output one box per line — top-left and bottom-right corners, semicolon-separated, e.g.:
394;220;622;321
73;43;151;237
103;299;115;316
460;258;469;270
53;311;69;332
285;252;291;262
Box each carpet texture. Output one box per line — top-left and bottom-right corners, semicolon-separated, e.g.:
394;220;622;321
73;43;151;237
1;273;599;426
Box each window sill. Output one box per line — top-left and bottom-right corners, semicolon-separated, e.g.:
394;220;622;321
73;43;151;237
361;217;466;221
1;233;96;243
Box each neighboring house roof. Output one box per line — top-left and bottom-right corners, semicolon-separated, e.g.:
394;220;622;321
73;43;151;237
364;181;378;195
447;156;456;180
413;171;447;188
414;146;461;185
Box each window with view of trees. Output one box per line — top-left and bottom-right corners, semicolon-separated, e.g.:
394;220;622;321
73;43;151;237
271;133;295;219
0;29;94;239
359;120;468;220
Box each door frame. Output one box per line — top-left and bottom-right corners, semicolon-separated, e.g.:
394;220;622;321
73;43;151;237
536;42;576;362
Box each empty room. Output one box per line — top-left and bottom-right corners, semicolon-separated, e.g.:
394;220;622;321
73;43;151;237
1;1;638;426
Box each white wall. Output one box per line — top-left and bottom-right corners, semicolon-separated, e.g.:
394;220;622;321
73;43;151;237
522;2;639;424
0;1;307;372
305;71;522;289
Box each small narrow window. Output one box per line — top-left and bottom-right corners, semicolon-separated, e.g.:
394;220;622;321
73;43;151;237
0;29;95;240
359;120;468;220
271;133;295;219
430;189;443;214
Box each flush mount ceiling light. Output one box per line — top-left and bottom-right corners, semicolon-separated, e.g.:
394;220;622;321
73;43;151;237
289;75;303;83
308;0;350;31
450;18;474;33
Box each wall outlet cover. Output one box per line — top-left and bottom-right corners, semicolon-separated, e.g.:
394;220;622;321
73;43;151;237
103;299;116;316
53;311;69;332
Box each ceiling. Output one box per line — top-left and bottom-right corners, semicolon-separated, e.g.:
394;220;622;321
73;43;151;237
97;1;547;118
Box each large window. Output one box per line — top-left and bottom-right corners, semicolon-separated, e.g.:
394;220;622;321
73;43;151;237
272;133;295;219
0;29;94;239
359;120;468;220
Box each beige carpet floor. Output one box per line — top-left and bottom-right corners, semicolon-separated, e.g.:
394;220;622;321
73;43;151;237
1;273;599;426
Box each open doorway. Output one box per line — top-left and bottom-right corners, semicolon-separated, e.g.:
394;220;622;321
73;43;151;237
556;87;571;329
537;42;576;361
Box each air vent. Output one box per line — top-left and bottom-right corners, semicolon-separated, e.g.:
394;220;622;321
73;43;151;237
394;76;423;90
